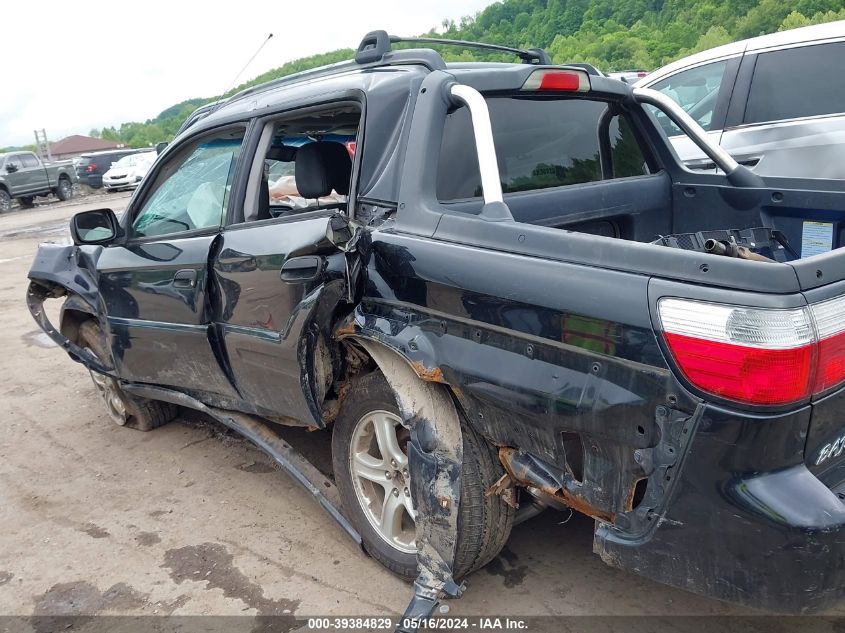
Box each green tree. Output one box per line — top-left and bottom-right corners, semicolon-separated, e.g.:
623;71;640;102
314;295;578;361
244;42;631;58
85;0;845;145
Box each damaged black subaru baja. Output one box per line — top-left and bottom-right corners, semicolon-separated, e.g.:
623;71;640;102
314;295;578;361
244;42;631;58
27;29;845;628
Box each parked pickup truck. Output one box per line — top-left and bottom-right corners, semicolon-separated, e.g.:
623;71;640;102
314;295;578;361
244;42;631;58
26;30;845;628
0;151;76;211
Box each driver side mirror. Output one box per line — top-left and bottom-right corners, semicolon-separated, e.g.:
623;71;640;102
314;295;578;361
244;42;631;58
5;164;17;173
155;142;168;155
71;208;119;245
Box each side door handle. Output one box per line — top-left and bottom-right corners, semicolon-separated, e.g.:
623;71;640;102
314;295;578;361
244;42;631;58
173;269;198;288
280;256;325;283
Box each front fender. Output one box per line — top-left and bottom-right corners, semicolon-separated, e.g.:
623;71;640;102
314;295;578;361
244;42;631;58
28;243;101;307
27;243;115;377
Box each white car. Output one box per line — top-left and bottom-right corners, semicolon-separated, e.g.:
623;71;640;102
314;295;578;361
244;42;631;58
636;20;845;179
607;70;647;84
102;152;156;191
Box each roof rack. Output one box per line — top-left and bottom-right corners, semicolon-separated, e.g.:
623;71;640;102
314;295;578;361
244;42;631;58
180;31;555;134
356;30;552;65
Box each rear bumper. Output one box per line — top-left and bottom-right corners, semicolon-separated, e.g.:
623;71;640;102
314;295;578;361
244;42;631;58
594;400;845;614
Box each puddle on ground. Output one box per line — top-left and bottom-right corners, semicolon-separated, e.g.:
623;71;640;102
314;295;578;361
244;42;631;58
22;331;57;348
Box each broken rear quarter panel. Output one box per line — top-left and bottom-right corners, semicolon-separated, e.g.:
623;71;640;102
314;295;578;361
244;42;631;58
353;229;674;521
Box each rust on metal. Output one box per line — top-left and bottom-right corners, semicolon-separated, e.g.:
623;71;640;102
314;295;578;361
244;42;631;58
321;379;353;424
498;447;615;523
485;472;512;498
624;477;647;512
334;319;357;337
409;361;447;383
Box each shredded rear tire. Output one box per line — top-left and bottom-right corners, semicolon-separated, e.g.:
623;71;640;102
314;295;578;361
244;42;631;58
332;371;514;581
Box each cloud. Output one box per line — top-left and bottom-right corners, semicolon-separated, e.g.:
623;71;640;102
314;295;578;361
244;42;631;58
2;0;492;147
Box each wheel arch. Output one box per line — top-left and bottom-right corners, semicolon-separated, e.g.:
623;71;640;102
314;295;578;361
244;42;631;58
60;293;99;346
331;326;467;431
345;335;462;434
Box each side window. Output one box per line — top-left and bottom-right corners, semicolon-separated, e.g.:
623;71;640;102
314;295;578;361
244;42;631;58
20;154;40;168
437;98;649;201
610;115;648;178
649;60;729;136
132;128;244;238
745;42;845;124
6;155;24;171
236;105;359;224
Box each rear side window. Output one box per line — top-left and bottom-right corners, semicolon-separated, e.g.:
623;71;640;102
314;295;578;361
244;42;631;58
437;97;649;201
20;154;39;168
745;42;845;124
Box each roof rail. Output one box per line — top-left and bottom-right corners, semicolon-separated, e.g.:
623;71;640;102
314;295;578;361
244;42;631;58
560;62;603;76
178;30;555;135
356;30;552;65
224;47;447;106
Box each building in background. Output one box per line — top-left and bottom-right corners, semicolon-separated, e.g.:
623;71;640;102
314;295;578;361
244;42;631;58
48;135;125;161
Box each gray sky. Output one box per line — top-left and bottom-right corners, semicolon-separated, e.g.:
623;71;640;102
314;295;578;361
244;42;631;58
2;0;493;147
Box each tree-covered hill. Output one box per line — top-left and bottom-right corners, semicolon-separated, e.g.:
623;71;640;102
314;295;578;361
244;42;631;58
91;0;845;148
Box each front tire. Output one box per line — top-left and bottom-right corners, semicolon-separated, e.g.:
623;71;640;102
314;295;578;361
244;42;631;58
55;177;72;201
332;371;514;580
78;320;177;431
0;189;11;212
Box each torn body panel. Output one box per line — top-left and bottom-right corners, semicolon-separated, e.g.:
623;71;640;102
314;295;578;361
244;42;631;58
210;214;364;427
354;341;464;619
340;227;681;526
593;401;845;614
27;244;115;376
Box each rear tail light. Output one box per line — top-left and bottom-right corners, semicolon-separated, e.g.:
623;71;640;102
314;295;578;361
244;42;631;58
659;297;845;405
659;299;814;405
86;163;96;173
521;69;590;92
809;295;845;392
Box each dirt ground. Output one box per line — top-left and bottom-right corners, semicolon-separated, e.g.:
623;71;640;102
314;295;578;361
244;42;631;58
0;194;833;628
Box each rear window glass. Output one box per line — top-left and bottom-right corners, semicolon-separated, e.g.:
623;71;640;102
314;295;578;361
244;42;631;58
745;42;845;124
437;97;648;201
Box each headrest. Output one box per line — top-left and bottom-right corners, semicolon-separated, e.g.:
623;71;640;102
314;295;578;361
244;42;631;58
295;142;352;199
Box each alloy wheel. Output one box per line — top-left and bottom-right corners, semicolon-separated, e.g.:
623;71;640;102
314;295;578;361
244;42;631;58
349;410;416;553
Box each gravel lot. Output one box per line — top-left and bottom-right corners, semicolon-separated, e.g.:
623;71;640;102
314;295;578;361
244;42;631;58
0;193;830;630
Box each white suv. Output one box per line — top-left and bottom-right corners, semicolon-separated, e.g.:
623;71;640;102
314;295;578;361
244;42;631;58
637;20;845;179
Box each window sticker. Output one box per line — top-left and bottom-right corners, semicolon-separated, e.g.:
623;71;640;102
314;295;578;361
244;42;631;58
801;221;834;257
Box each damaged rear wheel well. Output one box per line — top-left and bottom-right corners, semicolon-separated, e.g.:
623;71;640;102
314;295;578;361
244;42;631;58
328;340;515;592
325;336;467;423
